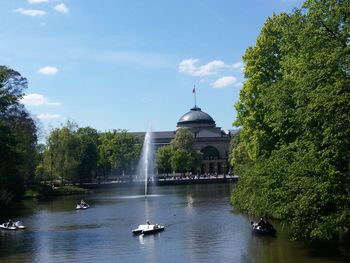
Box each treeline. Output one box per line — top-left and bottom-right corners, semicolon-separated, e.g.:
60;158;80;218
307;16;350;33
0;65;143;208
0;64;204;209
230;0;350;241
36;124;142;185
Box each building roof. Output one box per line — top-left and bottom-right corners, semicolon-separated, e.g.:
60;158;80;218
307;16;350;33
177;106;216;128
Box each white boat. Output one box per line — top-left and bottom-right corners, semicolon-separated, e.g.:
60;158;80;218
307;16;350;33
132;224;165;235
15;221;27;229
0;223;17;231
76;203;90;210
0;220;27;230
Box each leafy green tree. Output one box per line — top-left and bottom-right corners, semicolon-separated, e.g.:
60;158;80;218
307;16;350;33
171;128;195;152
0;66;38;206
42;122;80;185
0;66;27;115
171;149;193;176
34;143;46;183
231;0;350;241
156;128;201;175
98;130;141;177
156;145;173;175
192;150;203;174
76;127;99;183
229;131;252;175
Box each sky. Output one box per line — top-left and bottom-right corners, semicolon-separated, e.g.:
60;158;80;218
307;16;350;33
0;0;304;138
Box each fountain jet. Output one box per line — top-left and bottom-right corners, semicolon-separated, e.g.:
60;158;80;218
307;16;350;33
137;127;154;198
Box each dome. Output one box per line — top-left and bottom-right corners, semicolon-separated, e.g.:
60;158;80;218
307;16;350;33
177;106;215;128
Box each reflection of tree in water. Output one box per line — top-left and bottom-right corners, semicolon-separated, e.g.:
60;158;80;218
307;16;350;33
244;223;349;263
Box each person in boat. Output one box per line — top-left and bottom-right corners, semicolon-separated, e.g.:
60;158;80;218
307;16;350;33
6;219;13;227
257;217;267;229
80;199;87;206
257;217;274;230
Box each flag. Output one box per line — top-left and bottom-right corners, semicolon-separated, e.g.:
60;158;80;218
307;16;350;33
193;86;196;93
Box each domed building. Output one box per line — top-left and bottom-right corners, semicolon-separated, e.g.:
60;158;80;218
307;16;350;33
177;106;216;129
149;104;235;175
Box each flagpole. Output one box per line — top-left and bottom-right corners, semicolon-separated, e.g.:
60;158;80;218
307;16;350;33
193;85;197;107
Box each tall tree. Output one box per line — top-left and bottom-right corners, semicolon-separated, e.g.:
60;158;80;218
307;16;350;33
171;149;193;176
76;127;99;183
156;128;201;175
43;122;80;185
231;0;350;241
156;145;173;175
98;130;141;177
0;66;37;206
171;128;195;152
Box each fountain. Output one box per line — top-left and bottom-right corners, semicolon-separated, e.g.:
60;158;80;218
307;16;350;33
137;128;154;198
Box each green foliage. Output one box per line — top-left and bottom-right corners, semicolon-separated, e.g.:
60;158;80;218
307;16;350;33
156;128;200;175
55;185;90;195
39;127;142;183
0;66;38;207
98;129;141;176
42;122;80;184
156;145;172;174
76;127;99;182
171;149;194;175
231;0;350;241
170;128;195;152
229;131;252;175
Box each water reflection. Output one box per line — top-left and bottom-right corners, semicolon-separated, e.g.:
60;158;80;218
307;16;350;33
0;184;349;263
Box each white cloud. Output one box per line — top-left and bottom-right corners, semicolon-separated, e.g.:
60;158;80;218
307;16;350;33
179;58;226;76
179;58;244;76
21;93;61;106
28;0;49;4
38;66;58;75
232;61;244;70
54;3;69;14
37;113;61;120
14;8;46;17
212;76;238;88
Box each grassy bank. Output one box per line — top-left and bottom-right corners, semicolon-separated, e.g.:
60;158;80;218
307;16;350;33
24;184;91;198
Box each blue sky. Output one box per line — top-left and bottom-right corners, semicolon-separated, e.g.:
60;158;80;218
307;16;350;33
1;0;303;137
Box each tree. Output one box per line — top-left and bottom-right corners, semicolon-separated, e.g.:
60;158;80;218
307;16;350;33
42;122;80;185
171;128;195;152
156;145;173;175
76;127;99;183
229;131;251;175
0;66;27;115
0;66;37;206
192;150;203;175
98;130;141;177
231;0;350;241
171;149;193;176
156;128;201;176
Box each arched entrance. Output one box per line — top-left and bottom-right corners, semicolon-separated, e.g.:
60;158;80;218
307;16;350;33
200;146;221;175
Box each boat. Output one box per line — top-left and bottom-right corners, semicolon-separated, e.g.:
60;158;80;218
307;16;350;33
132;224;165;235
251;221;276;236
76;203;90;210
0;223;18;231
0;220;27;230
15;221;27;229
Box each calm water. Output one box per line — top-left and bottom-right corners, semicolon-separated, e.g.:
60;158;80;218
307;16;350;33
0;184;348;263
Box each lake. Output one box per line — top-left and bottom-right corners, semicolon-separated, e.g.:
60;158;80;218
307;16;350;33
0;184;348;263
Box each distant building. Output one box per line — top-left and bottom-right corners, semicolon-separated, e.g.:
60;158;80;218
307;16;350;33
136;105;237;175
